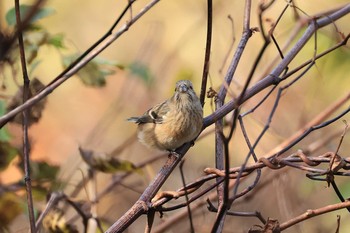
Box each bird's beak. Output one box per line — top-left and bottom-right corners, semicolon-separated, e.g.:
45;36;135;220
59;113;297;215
178;84;188;93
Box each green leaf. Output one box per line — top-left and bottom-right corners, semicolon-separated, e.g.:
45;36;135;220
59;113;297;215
0;142;18;171
76;60;107;87
0;127;11;142
47;34;65;49
62;54;119;87
338;181;350;201
29;59;42;75
22;30;48;64
43;210;79;233
0;193;22;228
79;147;139;174
6;5;55;26
128;61;153;85
31;161;60;180
0;101;11;142
93;56;122;67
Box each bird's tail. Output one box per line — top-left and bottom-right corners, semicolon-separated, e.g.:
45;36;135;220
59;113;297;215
127;117;140;123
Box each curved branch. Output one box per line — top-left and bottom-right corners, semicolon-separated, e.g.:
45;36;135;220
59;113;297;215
0;0;160;128
279;201;350;231
203;4;350;129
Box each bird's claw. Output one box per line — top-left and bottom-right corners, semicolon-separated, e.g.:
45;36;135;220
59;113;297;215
168;150;181;159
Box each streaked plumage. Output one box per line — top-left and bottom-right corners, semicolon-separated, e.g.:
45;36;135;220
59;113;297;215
128;80;203;151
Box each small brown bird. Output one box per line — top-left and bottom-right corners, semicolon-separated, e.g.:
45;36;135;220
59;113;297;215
128;80;203;151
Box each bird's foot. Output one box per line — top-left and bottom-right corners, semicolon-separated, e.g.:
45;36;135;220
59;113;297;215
190;140;195;147
168;150;181;159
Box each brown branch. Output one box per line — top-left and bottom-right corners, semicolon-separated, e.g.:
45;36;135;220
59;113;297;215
279;201;350;231
268;94;350;158
105;146;189;232
203;5;350;129
0;0;160;128
218;15;236;75
213;0;253;231
75;4;350;232
199;0;212;106
15;0;36;232
150;151;350;212
1;0;45;61
179;160;195;233
249;1;288;84
35;192;65;231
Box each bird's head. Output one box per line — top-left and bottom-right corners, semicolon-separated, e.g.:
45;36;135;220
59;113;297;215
173;80;198;106
175;80;195;93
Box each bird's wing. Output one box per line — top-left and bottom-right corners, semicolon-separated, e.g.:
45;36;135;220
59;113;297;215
149;100;170;123
128;100;170;124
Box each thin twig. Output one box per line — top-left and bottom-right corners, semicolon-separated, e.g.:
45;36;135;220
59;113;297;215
0;0;159;128
15;0;36;232
207;199;266;224
152;151;350;211
247;1;288;84
212;1;253;231
35;192;65;231
199;0;212;106
2;0;45;60
105;145;190;232
279;201;350;231
270;100;350;158
203;5;350;129
145;210;155;233
218;15;236;75
179;160;195;233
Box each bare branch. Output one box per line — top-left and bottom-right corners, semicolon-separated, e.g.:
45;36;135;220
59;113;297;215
279;201;350;231
14;0;36;231
0;0;160;128
199;0;213;106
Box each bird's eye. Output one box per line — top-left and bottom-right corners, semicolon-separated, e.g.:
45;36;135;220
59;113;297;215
189;85;193;89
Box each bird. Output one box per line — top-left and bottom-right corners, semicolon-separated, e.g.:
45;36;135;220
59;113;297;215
127;80;203;152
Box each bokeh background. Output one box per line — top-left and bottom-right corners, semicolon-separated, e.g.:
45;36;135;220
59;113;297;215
0;0;350;232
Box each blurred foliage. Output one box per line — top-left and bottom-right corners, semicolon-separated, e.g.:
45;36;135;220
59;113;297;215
3;5;62;73
3;4;120;89
11;159;62;200
0;193;22;231
5;5;55;26
43;209;78;233
0;101;18;172
175;68;194;83
0;1;348;232
62;54;121;87
30;161;60;181
0;101;11;142
128;61;154;86
79;147;138;173
0;141;18;171
338;181;350;202
6;78;47;126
